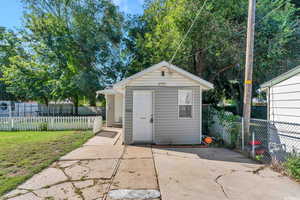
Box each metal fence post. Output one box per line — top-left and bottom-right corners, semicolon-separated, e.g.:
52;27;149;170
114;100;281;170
10;117;14;131
242;117;245;151
252;131;255;158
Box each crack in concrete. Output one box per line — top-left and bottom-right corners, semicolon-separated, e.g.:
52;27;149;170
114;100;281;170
215;174;230;199
152;151;201;160
251;166;266;175
58;164;86;200
60;157;121;161
151;147;162;200
213;166;267;200
102;146;127;200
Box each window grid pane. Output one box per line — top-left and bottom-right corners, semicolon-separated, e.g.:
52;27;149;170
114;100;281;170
179;105;192;118
178;90;193;118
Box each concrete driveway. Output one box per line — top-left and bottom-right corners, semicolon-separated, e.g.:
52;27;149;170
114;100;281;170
3;128;300;200
153;147;300;200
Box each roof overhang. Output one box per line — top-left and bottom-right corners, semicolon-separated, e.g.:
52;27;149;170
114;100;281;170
260;65;300;90
113;61;214;90
96;89;117;95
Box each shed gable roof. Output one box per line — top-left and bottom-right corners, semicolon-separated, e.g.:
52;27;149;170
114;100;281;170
260;65;300;89
113;61;214;90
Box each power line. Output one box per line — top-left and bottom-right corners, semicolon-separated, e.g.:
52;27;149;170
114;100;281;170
172;1;287;63
169;0;208;63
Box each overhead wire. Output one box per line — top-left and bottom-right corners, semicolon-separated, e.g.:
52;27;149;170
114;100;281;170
169;0;287;63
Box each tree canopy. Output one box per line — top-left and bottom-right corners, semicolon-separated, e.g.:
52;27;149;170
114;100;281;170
0;0;299;113
126;0;300;113
1;0;125;109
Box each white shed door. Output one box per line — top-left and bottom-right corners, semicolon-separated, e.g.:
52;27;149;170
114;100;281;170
132;91;153;142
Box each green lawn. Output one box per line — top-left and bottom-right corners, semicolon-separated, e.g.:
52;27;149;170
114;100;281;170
0;130;93;196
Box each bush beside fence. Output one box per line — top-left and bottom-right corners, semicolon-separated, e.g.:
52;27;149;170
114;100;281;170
204;106;300;164
0;116;100;131
207;108;242;147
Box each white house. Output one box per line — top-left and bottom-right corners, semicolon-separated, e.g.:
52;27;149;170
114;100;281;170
261;66;300;154
260;65;300;124
97;61;214;144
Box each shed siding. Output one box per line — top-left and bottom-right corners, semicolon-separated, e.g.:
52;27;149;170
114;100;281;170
114;94;123;123
127;69;199;87
124;86;201;144
106;95;115;126
269;73;300;123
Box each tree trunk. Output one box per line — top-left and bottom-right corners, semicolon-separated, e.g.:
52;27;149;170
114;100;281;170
72;96;79;116
43;97;49;116
43;97;49;106
89;95;96;106
194;49;206;77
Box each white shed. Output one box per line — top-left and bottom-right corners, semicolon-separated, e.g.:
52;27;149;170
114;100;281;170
97;61;214;144
260;65;300;124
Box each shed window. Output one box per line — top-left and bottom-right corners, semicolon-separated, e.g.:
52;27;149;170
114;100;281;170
178;90;193;118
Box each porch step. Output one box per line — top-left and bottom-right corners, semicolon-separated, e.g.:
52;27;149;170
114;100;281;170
112;122;122;128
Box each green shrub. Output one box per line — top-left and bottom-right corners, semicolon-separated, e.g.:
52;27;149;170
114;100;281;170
39;122;48;131
284;156;300;181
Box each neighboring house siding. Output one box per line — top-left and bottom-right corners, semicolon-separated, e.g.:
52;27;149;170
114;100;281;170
269;73;300;123
124;86;201;144
127;69;200;87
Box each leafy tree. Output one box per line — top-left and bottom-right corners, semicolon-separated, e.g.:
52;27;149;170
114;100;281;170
2;55;54;105
0;28;24;100
127;0;300;114
21;0;124;107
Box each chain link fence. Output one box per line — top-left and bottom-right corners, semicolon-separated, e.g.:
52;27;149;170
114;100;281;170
0;101;105;117
243;119;300;163
204;106;300;164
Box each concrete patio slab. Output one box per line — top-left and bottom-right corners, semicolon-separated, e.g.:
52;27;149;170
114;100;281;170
34;182;81;200
80;180;109;200
218;169;300;200
123;146;153;159
18;168;68;190
2;189;29;199
84;135;119;146
60;145;124;160
8;192;41;200
64;159;118;180
54;160;79;168
154;154;226;200
152;147;256;163
111;158;158;190
153;147;300;200
73;180;94;189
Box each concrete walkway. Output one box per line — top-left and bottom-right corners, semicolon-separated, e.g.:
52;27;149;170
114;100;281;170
3;128;300;200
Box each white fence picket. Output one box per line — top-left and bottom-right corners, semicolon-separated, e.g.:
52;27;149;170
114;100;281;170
0;116;100;131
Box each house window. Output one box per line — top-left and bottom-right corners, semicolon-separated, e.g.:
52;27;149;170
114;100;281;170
178;90;193;118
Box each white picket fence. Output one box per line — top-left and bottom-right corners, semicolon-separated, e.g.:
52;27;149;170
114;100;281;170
0;116;99;131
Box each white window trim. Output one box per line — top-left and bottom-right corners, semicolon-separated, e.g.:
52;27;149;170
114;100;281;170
178;89;193;119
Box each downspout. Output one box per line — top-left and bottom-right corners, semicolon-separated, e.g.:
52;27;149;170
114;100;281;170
267;87;270;121
105;94;108;127
122;90;126;144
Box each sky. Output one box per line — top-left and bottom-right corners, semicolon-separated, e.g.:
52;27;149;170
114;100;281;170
0;0;144;29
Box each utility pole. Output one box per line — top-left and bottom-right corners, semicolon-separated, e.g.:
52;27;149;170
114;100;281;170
243;0;256;139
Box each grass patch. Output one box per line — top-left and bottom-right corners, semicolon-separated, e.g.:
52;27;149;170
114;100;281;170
284;156;300;181
0;130;93;196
